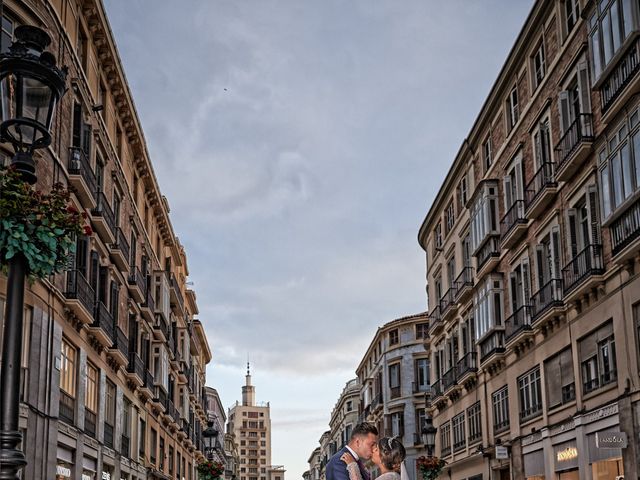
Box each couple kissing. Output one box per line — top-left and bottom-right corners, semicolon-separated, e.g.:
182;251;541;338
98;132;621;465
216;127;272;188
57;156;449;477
326;423;407;480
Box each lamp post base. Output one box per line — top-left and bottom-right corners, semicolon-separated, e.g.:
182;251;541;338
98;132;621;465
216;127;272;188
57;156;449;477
0;430;26;480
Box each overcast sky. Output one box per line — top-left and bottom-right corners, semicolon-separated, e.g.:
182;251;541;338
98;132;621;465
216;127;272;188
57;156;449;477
104;1;533;478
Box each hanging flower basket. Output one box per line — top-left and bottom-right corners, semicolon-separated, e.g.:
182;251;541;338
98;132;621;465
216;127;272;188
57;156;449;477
416;456;447;480
0;165;91;279
197;460;225;480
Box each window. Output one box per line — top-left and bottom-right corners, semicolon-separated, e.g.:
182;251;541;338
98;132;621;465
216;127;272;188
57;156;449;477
559;62;591;139
388;363;400;398
544;348;575;408
1;15;14;53
104;380;116;448
433;222;443;254
588;0;636;80
457;174;468;210
492;386;510;433
452;413;465;452
474;276;504;340
509;257;531;314
150;427;157;464
532;40;546;88
59;339;77;400
389;412;404;437
535;227;562;289
416;323;428;339
84;362;98;437
440;422;451;456
444;199;455;236
122;397;132;457
507;85;519;130
566;187;601;263
139;418;146;458
579;321;616;394
153;345;169;390
503;152;525;214
77;25;88;70
169;446;174;475
483;136;493;172
467;402;482;443
415;408;426;441
470;182;499;252
532;117;552;171
518;367;542;422
564;0;580;37
389;329;399;345
415;358;429;392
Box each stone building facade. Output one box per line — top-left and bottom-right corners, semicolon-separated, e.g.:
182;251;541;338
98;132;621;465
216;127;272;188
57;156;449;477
418;0;640;478
204;387;227;466
0;1;212;480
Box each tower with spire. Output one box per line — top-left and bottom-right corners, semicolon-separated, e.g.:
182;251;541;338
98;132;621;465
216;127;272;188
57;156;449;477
242;362;256;406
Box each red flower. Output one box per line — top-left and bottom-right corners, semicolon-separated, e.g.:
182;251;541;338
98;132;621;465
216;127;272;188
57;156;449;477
67;205;78;214
83;225;93;236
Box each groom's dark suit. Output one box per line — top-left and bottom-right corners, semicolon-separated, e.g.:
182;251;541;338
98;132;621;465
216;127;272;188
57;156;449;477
326;446;370;480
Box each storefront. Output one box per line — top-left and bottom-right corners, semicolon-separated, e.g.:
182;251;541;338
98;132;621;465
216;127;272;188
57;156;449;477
554;440;579;480
82;455;97;480
523;449;545;480
57;445;75;480
587;430;625;479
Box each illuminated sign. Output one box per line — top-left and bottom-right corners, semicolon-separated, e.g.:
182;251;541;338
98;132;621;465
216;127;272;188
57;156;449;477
596;431;628;449
56;465;71;478
556;447;578;462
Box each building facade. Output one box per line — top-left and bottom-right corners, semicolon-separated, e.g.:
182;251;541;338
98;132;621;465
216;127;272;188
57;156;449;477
204;387;227;466
356;313;430;480
418;1;640;479
328;378;360;455
228;366;284;480
0;1;213;480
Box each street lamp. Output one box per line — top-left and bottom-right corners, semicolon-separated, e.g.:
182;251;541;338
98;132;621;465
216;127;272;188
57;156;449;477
202;421;219;461
421;417;437;457
0;24;66;480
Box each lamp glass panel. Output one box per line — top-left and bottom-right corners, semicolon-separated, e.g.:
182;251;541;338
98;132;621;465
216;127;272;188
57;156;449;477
22;76;52;127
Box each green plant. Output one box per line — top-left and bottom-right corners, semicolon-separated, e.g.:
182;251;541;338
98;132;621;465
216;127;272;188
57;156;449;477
0;165;91;278
197;461;225;480
416;456;447;480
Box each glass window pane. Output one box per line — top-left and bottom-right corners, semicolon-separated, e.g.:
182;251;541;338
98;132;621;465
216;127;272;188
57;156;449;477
621;142;633;199
601;165;612;218
633;132;640;191
603;11;613;65
622;0;634;38
611;1;621;53
591;30;602;78
612;152;624;207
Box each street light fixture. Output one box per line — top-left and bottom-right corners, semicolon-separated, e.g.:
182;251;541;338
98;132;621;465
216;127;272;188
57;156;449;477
422;417;437;457
0;24;66;480
202;421;219;461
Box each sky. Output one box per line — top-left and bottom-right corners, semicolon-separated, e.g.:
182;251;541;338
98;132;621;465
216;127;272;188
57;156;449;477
104;1;533;478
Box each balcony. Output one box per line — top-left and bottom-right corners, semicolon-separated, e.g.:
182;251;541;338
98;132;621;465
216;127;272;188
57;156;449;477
91;191;116;244
475;235;500;278
59;391;75;425
600;35;640;117
167;400;181;427
104;422;114;449
454;266;474;304
554;114;594;182
412;382;430;394
428;305;442;336
525;162;558;217
439;287;458;322
121;435;130;458
169;272;185;313
109;227;130;272
456;351;477;385
141;287;155;323
609;197;640;263
67;147;97;209
430;378;444;403
177;360;189;384
64;269;95;325
140;369;154;397
153;313;170;342
125;351;145;387
152;386;168;412
530;278;564;327
87;301;114;348
500;200;528;249
442;366;459;395
127;266;146;303
85;409;97;438
504;304;534;350
583;369;617;395
562;244;604;300
107;326;129;366
371;392;383;411
479;330;505;370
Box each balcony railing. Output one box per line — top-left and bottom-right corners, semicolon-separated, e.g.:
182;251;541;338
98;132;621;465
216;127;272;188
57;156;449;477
93;301;115;343
442;366;457;391
601;35;640;113
479;330;505;362
494;418;510;434
390;386;400;399
456;351;477;378
504;304;532;342
144;369;154;390
121;435;130;457
610;197;640;256
85;409;97;438
439;287;457;317
476;235;500;272
562;244;604;294
371;392;382;410
128;265;146;294
127;351;145;379
91;191;116;238
143;286;155;312
59;391;75;425
113;227;130;264
519;404;542;423
555;113;594;169
500;199;527;239
113;326;129;359
428;305;441;333
412;382;429;394
530;278;563;321
584;369;617;394
430;378;443;398
104;422;114;448
154;313;170;340
170;272;185;312
68;146;97;195
525;162;556;208
64;269;95;315
453;266;473;301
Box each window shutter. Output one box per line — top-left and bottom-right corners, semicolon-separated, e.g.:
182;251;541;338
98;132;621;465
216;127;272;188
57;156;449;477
577;61;592;114
76;236;88;276
73;103;82;148
535;245;546;289
515;159;525;202
90;251;99;297
541;121;551;164
558;91;571;134
128;314;138;353
504;175;513;209
510;271;518;311
550;226;562;280
567;209;578;260
98;266;108;304
522;257;531;307
586;186;602;246
82;123;92;158
534;130;542;168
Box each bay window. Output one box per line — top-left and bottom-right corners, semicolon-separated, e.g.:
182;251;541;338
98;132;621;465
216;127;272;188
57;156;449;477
470;181;499;252
474;275;504;340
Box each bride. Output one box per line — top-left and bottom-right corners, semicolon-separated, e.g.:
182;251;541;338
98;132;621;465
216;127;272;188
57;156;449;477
341;436;406;480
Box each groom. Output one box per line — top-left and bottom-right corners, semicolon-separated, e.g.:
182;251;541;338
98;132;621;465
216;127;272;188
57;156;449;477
326;422;378;480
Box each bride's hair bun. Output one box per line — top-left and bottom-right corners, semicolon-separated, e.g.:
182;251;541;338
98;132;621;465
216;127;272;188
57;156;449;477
377;436;406;471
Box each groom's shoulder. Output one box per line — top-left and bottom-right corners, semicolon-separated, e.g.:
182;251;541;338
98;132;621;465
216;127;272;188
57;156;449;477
327;447;348;466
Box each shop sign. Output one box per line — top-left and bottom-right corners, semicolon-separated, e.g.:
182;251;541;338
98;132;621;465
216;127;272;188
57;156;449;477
102;472;111;480
596;431;627;449
57;465;71;478
82;474;92;480
495;446;509;459
556;447;578;462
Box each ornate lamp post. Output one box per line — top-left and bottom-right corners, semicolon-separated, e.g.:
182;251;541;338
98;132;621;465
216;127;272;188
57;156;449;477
202;421;219;461
0;25;66;480
421;417;437;457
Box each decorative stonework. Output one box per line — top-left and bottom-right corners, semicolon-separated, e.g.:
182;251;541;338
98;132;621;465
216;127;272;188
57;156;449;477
549;419;575;437
522;431;542;446
59;422;79;439
581;403;618;424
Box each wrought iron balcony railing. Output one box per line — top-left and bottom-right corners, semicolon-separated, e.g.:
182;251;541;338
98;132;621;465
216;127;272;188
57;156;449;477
610;196;640;256
504;304;532;342
91;191;116;238
68;146;97;195
562;244;604;294
524;162;556;208
500;199;527;239
530;278;563;321
555;113;594;169
64;269;95;315
600;36;640;113
456;351;477;378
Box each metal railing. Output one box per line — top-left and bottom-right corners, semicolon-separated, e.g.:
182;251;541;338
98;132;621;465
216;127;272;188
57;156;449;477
500;199;527;239
442;366;457;391
412;381;429;393
519;404;542;423
128;265;146;294
453;266;473;301
479;330;505;361
530;278;563;321
59;391;75;424
505;304;532;342
113;326;128;359
562;244;604;294
143;285;155;312
601;36;640;113
525;162;556;208
127;351;145;379
91;191;116;238
84;409;97;438
555;113;594;169
476;235;500;271
64;269;95;314
113;227;130;264
439;287;457;316
610;197;640;256
170;272;185;312
371;392;382;410
104;422;114;448
430;378;443;398
144;369;154;390
93;301;115;343
456;351;477;378
154;386;168;410
154;313;170;340
68;146;97;195
428;305;442;333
